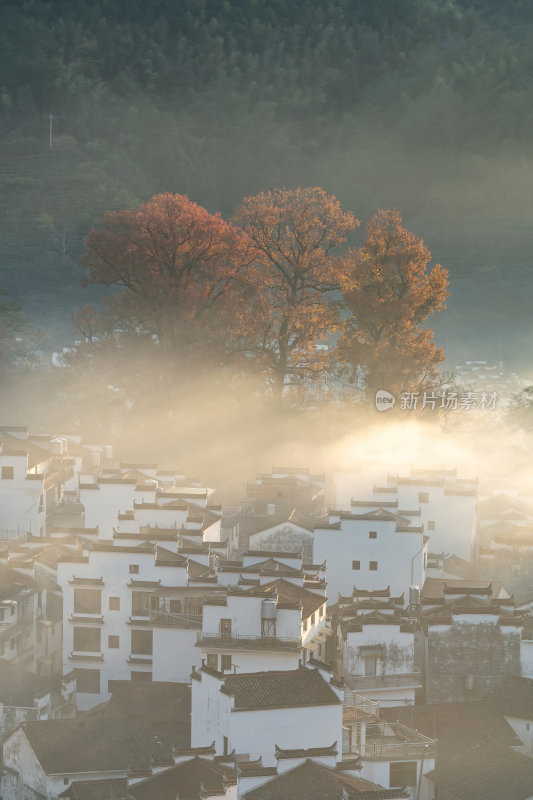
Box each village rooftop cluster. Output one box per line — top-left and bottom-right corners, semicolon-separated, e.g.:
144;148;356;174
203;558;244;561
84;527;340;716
0;426;532;799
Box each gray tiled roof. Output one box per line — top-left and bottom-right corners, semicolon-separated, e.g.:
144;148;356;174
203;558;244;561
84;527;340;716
242;759;407;799
220;668;341;710
21;718;172;775
129;756;235;800
426;742;533;800
481;675;533;720
246;578;325;618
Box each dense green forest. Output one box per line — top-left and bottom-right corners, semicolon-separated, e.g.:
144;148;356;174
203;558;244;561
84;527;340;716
1;0;533;368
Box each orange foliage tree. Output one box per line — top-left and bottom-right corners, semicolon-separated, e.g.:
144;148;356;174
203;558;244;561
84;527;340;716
233;187;359;401
79;193;248;358
338;209;449;396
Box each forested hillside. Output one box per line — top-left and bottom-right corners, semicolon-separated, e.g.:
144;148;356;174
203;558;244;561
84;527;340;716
1;0;533;364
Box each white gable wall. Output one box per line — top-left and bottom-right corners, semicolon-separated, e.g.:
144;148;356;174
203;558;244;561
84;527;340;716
80;483;136;533
314;519;426;600
152;627;200;682
228;703;342;766
0;454;44;536
389;483;476;562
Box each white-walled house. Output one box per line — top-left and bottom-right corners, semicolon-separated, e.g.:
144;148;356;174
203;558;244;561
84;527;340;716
191;665;343;765
1;718;173;800
338;590;421;707
245;519;315;563
388;471;478;562
420;582;522;703
192;574;330;675
314;510;427;600
57;542;213;708
227;468;325;559
331;468;478;562
0;427;74;539
198;591;301;675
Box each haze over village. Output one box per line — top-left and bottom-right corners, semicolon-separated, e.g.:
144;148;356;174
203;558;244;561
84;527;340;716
2;2;533;800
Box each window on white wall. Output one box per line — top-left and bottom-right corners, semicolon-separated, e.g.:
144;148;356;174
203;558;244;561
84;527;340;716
1;466;14;479
390;761;417;787
131;629;152;655
72;668;100;694
221;654;232;671
73;627;101;652
74;589;101;615
132;592;150;616
364;655;377;676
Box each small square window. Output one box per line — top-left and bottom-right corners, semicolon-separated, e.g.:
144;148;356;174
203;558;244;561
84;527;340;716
352;560;360;570
428;520;435;531
109;597;120;610
369;561;378;571
418;492;429;504
129;565;139;574
221;654;232;671
108;635;119;648
369;531;377;539
1;466;14;479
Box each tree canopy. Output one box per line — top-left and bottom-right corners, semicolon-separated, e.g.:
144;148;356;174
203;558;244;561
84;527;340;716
77;191;448;407
339;209;449;395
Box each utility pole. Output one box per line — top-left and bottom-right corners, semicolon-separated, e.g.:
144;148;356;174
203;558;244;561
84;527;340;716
48;113;55;150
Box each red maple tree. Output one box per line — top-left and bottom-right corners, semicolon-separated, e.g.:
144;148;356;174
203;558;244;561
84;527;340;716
338;209;449;396
79;192;248;355
233;187;359;401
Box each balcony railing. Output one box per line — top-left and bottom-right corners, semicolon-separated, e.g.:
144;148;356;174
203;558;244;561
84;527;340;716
149;610;202;628
343;693;380;723
363;722;436;761
197;632;302;651
346;670;421;691
0;529;28;541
